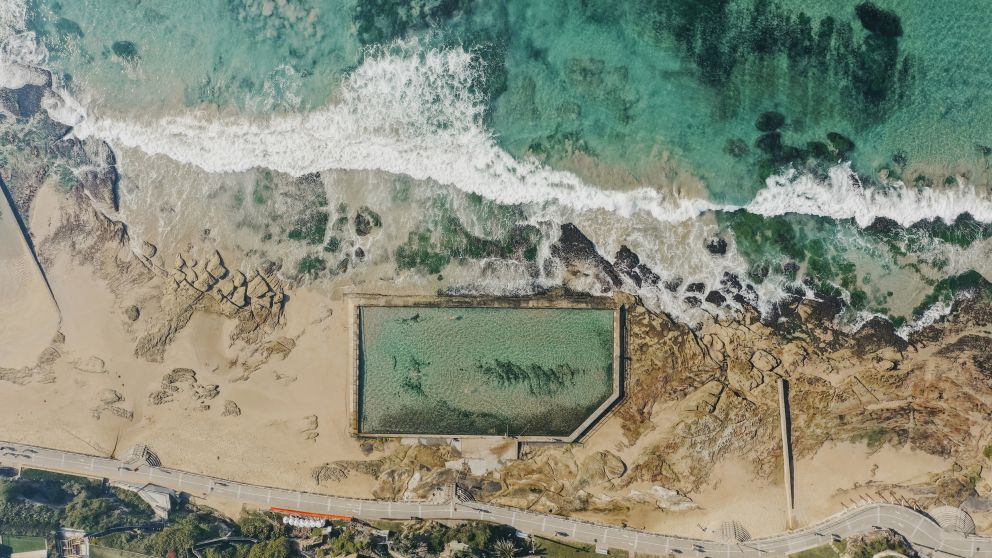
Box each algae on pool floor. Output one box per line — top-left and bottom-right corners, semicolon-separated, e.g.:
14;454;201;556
357;306;617;438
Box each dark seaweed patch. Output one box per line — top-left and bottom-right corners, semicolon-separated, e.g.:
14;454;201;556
111;40;138;63
638;0;912;116
353;0;475;46
475;360;585;397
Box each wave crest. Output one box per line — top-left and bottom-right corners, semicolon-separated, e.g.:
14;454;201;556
70;42;726;223
747;164;992;227
0;0;49;89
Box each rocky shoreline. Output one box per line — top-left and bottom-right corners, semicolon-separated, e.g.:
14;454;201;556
2;79;992;536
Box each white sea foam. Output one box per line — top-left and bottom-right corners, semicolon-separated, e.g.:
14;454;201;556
70;42;992;231
71;43;729;224
0;0;49;89
747;164;992;227
63;40;992;326
896;300;955;339
7;21;991;326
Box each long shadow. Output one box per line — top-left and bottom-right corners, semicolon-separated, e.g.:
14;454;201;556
0;176;61;320
782;378;796;515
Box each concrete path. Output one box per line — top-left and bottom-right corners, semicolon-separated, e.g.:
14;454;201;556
1;441;989;557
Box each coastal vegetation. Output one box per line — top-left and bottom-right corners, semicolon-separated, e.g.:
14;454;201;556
0;469;154;538
0;470;303;558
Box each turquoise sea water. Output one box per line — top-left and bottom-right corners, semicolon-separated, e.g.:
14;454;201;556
8;0;992;327
28;0;992;196
357;306;615;436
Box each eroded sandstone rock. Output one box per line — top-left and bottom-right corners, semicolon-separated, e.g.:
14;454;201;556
222;400;241;417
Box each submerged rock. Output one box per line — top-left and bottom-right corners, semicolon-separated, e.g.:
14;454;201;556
755;111;786;132
354;206;382;236
705;236;728;255
111;40;139;63
636;263;661;286
705;290;727;306
614;245;643;286
720;272;742;292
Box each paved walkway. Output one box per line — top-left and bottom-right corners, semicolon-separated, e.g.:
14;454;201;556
2;441;990;557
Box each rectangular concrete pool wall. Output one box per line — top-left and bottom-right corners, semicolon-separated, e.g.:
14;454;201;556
347;294;624;443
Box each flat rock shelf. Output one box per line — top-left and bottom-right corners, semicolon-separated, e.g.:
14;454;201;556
351;298;622;441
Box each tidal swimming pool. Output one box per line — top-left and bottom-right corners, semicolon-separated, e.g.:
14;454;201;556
355;304;619;439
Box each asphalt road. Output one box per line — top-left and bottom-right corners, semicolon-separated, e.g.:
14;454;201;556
2;441;989;557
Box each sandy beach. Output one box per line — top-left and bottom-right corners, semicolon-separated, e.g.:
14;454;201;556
0;178;988;543
0;181;59;369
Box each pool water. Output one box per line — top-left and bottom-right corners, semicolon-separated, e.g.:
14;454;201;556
357;305;616;437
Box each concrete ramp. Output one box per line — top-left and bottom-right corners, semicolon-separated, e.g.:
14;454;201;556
0;181;59;368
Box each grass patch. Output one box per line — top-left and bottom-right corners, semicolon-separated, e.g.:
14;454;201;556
369;520;405;532
90;545;158;558
790;541;845;558
1;535;46;553
533;536;627;558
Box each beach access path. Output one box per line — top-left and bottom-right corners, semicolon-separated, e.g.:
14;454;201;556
1;440;989;557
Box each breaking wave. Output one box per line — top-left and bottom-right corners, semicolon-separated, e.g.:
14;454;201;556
746;165;992;227
0;0;49;89
68;42;992;230
72;43;725;223
3;10;990;329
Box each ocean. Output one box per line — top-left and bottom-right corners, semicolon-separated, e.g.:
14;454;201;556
3;0;992;331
